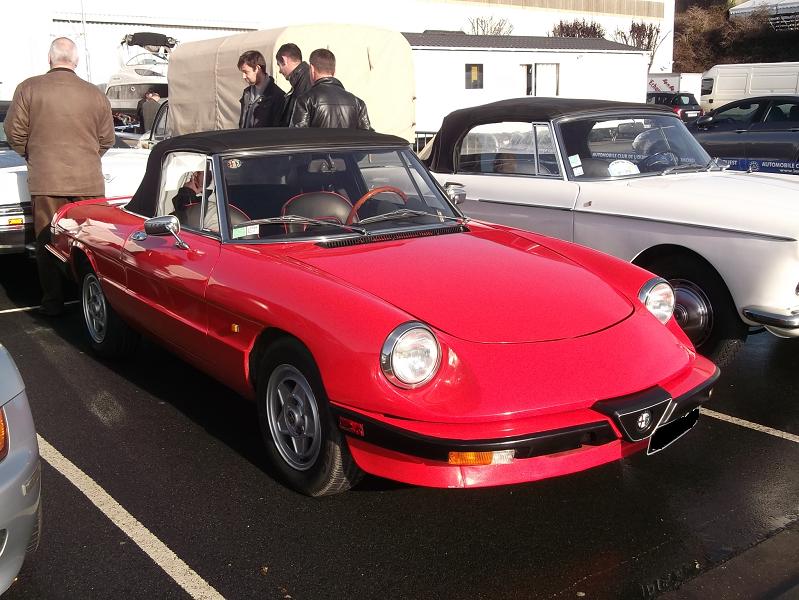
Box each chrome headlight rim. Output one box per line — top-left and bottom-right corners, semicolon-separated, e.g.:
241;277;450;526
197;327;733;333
380;321;441;389
638;277;675;324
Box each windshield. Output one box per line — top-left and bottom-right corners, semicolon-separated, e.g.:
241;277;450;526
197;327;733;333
559;115;711;179
221;148;460;241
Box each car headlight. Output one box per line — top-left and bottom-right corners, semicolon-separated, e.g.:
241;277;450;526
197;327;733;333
638;278;675;324
380;322;441;388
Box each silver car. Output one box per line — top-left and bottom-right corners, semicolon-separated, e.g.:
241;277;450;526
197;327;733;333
0;343;41;594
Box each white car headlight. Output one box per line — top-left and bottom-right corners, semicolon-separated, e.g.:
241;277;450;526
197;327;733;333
638;278;675;324
380;322;441;388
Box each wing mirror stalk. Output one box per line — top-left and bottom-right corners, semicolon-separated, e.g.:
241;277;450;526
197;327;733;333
444;181;467;205
144;215;190;250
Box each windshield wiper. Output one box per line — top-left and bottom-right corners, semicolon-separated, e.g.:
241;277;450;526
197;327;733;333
660;163;706;176
235;215;367;235
357;208;467;225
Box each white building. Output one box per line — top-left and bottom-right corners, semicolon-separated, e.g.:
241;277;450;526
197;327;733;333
1;0;670;134
3;0;673;92
406;31;649;132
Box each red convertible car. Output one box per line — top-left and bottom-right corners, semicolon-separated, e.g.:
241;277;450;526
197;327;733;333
49;128;718;496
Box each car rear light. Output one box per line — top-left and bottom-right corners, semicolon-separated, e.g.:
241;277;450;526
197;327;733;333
672;106;683;117
0;409;7;461
448;450;514;465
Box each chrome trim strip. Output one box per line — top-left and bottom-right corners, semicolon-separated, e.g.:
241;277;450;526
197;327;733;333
44;243;68;262
576;209;797;242
475;198;573;211
742;306;799;328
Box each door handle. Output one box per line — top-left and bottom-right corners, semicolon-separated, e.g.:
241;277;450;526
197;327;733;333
131;230;147;241
735;129;747;133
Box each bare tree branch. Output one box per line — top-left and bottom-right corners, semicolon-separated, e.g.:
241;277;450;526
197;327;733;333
468;16;514;36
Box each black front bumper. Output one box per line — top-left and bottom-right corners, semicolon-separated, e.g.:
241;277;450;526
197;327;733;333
332;368;720;463
593;368;720;443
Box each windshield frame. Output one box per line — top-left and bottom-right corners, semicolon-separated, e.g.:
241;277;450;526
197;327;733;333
553;110;712;182
215;145;464;245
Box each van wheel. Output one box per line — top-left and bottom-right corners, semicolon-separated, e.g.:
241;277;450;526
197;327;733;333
80;269;139;358
647;256;747;367
256;338;363;496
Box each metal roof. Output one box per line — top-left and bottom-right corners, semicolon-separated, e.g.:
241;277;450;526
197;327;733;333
402;31;642;52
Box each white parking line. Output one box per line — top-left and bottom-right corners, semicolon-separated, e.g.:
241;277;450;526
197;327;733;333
0;300;79;315
702;408;799;444
37;435;225;600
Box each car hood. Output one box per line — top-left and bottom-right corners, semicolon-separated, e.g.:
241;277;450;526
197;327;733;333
284;226;634;343
582;170;799;240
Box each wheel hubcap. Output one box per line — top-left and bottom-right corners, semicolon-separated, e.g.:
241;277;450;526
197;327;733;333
670;278;713;348
82;274;108;344
266;365;322;471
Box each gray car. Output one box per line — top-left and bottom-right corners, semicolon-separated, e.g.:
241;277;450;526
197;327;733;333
0;343;41;594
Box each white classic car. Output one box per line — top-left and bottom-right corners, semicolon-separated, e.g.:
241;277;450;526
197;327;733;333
422;98;799;365
0;148;149;255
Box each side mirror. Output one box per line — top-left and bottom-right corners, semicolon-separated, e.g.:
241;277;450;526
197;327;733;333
444;181;467;205
695;114;714;127
144;215;189;249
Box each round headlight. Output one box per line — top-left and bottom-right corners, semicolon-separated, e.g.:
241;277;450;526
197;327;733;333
638;278;675;324
381;322;441;388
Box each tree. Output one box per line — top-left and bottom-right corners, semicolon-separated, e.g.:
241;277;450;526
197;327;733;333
614;21;669;71
468;16;514;36
672;5;799;72
550;19;606;38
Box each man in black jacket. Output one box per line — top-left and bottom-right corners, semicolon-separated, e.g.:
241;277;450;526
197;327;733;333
290;49;371;130
237;50;284;128
276;43;312;126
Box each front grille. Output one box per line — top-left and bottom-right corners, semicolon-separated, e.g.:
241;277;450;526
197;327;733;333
318;225;469;249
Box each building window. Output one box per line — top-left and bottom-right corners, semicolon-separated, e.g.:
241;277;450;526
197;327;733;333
465;64;483;89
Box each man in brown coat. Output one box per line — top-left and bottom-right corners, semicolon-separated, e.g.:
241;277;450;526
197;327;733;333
4;37;115;316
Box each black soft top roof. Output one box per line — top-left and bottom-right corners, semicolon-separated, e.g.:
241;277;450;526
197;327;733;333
127;127;408;216
423;97;672;173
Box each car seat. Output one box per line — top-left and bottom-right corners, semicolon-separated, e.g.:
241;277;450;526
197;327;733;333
281;191;353;232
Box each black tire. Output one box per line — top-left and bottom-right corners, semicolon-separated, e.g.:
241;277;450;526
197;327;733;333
256;338;363;496
647;255;747;367
80;268;139;359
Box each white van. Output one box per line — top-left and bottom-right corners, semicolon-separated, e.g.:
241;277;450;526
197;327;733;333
700;62;799;110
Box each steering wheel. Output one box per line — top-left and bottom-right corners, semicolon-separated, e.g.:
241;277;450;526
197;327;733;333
346;186;408;224
639;151;680;172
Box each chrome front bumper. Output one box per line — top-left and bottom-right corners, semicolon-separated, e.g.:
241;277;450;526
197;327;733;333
0;204;34;255
742;305;799;338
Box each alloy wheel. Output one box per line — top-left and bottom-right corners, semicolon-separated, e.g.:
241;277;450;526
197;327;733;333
266;364;322;471
82;273;108;344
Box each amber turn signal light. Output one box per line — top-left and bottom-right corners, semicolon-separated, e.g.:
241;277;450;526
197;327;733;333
448;450;515;466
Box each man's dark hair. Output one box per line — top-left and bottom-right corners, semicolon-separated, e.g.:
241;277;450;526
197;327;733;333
309;48;335;75
237;50;266;71
276;43;302;64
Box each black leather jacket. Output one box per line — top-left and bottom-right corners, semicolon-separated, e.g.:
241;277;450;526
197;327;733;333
280;61;313;126
290;77;371;130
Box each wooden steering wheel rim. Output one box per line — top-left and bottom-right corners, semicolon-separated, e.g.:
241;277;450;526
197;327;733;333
346;186;409;224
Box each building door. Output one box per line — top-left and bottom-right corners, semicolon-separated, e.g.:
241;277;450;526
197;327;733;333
532;63;559;97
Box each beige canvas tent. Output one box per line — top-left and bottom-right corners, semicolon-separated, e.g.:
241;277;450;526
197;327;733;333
168;24;415;141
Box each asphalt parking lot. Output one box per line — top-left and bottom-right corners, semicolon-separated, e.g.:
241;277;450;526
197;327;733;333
0;254;797;600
